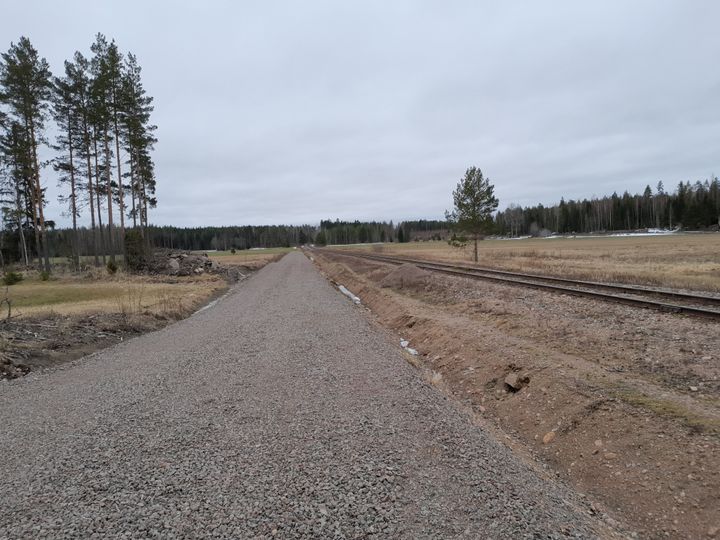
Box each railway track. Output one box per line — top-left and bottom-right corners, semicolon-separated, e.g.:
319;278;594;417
319;249;720;320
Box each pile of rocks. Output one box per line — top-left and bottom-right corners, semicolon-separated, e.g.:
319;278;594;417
149;250;241;281
162;251;219;276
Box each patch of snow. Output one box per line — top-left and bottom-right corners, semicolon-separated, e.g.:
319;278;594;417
399;337;418;355
338;285;361;304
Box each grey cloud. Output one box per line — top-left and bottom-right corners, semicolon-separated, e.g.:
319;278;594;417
3;0;719;227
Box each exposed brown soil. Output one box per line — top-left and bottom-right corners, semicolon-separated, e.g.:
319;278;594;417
313;250;720;540
0;312;169;379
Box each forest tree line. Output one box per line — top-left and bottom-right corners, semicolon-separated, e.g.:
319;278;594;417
0;35;157;271
496;178;720;236
14;176;720;262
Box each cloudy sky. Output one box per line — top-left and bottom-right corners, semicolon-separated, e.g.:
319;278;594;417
3;1;720;227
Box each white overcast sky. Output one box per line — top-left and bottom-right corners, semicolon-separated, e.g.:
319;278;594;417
3;1;720;227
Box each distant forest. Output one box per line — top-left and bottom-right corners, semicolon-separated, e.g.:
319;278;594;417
7;178;720;263
495;178;720;236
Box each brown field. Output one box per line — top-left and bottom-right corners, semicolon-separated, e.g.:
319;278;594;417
207;247;295;269
341;233;720;292
6;271;227;319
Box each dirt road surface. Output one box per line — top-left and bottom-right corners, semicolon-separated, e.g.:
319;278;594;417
0;253;615;538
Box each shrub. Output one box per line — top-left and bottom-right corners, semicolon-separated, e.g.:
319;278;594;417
3;271;23;286
124;229;149;271
39;270;50;281
106;260;118;275
230;248;236;254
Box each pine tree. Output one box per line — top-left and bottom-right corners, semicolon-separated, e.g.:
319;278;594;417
0;37;54;272
90;33;116;263
66;52;101;266
445;167;499;262
52;62;84;269
105;41;126;242
0;121;33;266
121;52;156;233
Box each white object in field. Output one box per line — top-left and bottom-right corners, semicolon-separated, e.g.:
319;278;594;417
338;285;361;304
399;338;418;355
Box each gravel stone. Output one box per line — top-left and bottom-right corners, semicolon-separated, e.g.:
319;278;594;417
0;253;608;538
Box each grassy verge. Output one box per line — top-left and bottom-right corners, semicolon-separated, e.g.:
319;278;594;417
4;272;227;319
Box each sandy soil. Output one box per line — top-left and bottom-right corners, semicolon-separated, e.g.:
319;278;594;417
313;250;720;539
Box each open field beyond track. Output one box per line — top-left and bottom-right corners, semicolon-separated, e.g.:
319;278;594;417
334;234;720;292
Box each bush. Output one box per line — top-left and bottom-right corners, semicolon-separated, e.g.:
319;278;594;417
3;271;23;286
124;230;149;271
230;248;236;254
39;270;50;281
106;260;118;275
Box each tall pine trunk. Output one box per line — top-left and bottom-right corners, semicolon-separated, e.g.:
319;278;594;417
113;114;125;242
14;177;29;267
82;119;100;266
67;126;80;271
93;138;107;264
129;153;138;229
103;131;115;263
29;120;50;273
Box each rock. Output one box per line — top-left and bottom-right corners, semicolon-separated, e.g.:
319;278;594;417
690;386;699;392
543;431;556;444
167;258;180;274
594;439;603;447
707;526;718;537
194;267;204;274
504;372;530;392
603;452;618;460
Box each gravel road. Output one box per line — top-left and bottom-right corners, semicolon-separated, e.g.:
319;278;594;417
0;252;611;539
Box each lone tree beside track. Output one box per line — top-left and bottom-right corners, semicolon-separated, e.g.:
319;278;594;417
446;167;499;262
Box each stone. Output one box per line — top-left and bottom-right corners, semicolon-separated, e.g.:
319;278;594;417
604;452;618;460
543;431;556;444
167;258;180;274
505;372;530;392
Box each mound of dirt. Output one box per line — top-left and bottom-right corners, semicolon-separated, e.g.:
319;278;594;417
380;264;431;290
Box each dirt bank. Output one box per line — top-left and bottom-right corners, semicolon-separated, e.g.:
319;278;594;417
313;250;720;539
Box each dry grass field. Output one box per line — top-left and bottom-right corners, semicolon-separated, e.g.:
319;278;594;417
5;271;227;319
342;233;720;292
207;247;295;269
